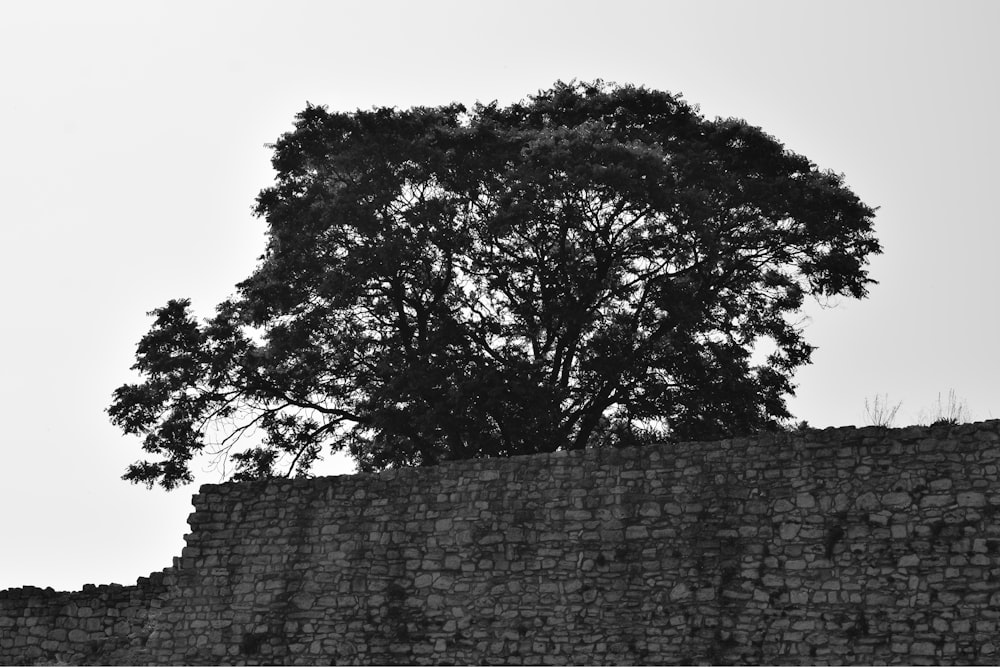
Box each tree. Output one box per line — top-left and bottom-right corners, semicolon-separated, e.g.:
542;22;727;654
109;81;881;489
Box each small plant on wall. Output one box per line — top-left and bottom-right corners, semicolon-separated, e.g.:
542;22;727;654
918;389;970;427
864;394;902;428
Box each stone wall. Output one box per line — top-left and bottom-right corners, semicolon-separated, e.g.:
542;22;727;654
0;574;168;664
3;421;1000;664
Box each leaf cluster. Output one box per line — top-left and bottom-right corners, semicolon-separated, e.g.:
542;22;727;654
109;81;880;488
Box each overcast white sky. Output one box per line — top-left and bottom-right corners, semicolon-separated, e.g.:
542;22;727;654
1;1;997;591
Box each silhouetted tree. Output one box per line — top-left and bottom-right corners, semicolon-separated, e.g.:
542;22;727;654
109;81;881;488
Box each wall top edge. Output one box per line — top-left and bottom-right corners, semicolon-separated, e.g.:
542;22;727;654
194;419;1000;497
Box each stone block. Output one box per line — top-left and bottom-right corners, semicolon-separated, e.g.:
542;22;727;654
882;492;912;508
920;494;952;508
638;502;661;518
663;503;683;515
929;478;953;490
773;499;795;513
668;583;691;601
868;511;890;526
779;522;800;540
957;492;986;507
855;492;879;510
67;629;89;643
761;573;784;588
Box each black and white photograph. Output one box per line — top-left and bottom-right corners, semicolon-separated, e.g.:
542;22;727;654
1;1;998;663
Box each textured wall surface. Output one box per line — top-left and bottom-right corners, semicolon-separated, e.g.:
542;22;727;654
0;575;168;664
3;421;1000;665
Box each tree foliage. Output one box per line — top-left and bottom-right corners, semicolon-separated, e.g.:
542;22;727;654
109;81;880;489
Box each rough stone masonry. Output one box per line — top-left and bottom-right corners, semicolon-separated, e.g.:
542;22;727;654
3;421;1000;664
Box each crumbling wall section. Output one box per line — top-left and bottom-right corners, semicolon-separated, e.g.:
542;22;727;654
0;573;169;664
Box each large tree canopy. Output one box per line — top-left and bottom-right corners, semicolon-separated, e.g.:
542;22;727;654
109;81;880;489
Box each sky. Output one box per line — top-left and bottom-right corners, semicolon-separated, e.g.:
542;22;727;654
1;1;997;591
